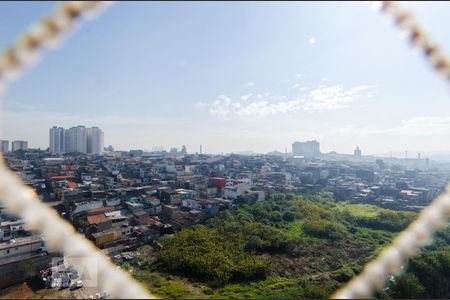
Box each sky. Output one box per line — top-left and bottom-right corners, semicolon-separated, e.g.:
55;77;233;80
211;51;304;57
1;1;450;156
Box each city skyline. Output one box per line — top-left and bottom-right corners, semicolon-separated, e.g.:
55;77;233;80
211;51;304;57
2;129;448;162
1;2;450;155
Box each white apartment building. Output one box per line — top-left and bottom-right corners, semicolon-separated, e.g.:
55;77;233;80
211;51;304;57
292;140;321;158
86;126;104;155
64;126;87;153
11;140;28;152
50;125;104;154
49;127;65;154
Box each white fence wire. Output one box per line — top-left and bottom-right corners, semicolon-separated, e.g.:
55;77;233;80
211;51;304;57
0;1;154;298
0;1;448;299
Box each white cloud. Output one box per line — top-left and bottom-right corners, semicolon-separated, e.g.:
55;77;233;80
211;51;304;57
197;84;373;119
246;81;255;87
240;93;253;101
303;85;372;111
309;37;316;44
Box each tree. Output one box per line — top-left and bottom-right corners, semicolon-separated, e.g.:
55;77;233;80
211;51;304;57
158;226;269;284
389;273;424;299
282;211;295;222
245;236;263;252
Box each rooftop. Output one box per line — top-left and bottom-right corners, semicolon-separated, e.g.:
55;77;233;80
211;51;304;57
87;214;106;225
0;235;42;251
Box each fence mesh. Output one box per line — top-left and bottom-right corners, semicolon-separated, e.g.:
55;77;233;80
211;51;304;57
0;1;448;299
0;1;154;298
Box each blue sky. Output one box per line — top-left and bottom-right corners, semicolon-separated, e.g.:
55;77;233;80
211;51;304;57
1;1;450;155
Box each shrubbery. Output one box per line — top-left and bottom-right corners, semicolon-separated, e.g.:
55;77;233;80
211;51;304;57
303;218;345;239
158;226;269;284
348;210;416;232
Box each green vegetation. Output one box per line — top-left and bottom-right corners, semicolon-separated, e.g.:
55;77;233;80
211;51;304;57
133;271;202;298
133;193;450;298
336;202;417;231
211;276;338;299
386;226;450;299
389;273;425;299
157;225;269;285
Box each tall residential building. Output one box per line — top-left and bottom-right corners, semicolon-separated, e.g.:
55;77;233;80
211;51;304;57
354;146;362;158
49;126;104;154
86;126;104;155
65;126;87;153
49;126;65;153
292;140;320;158
12;140;28;151
0;140;9;153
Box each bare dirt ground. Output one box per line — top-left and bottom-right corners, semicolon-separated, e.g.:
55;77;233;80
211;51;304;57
0;277;106;299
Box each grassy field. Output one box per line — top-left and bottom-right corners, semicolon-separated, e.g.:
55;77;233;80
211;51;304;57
334;202;387;218
210;276;337;299
132;270;208;299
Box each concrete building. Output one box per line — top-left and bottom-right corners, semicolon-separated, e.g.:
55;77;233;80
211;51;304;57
0;140;8;153
181;145;187;155
354;146;362;158
49;126;65;154
0;235;43;259
65;126;87;153
86;126;104;155
11;140;28;152
292;140;320;158
0;235;54;289
51;126;103;154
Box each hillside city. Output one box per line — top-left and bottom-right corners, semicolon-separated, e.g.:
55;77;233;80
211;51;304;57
0;126;449;298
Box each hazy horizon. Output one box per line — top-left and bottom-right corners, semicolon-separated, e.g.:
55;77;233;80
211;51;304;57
1;2;450;155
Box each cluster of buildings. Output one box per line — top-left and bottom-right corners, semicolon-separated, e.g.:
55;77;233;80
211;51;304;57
0;138;448;290
0;140;28;153
50;126;104;155
0;124;104;156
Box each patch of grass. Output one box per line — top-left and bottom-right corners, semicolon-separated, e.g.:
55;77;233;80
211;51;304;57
353;227;395;245
133;272;195;299
285;220;304;238
211;276;337;299
335;202;386;218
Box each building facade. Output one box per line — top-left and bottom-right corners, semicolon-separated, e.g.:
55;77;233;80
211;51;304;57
86;127;104;155
11;140;28;152
49;127;65;154
292;140;320;158
0;140;8;153
354;146;362;158
50;126;103;154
